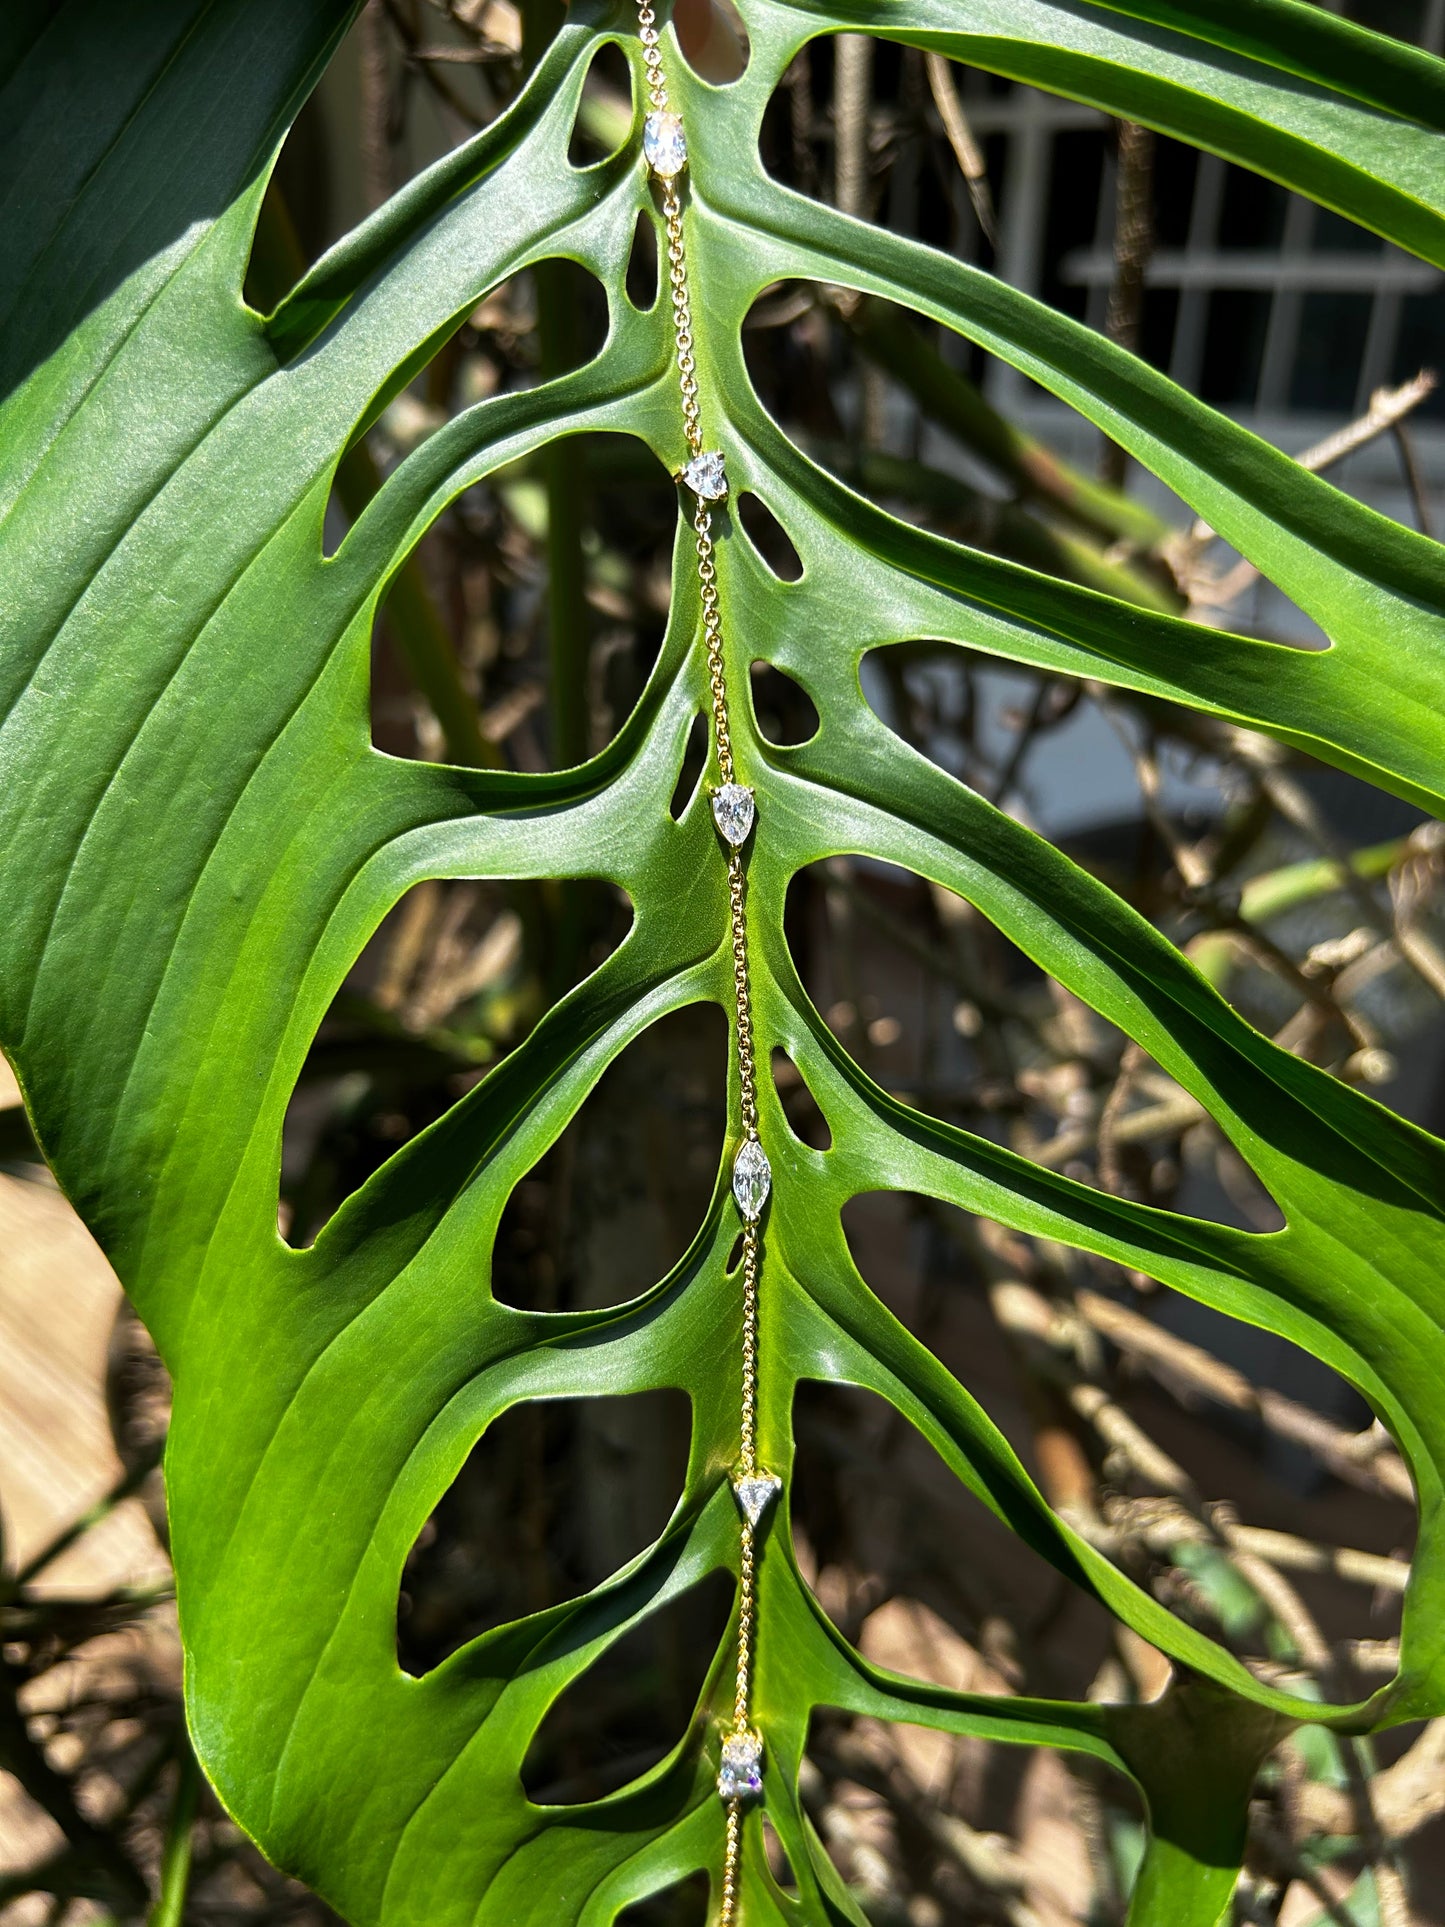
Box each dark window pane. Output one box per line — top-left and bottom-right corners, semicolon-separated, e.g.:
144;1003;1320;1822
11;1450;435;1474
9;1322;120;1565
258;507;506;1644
1342;0;1427;42
1199;289;1271;405
1139;285;1181;371
1040;128;1107;322
1291;292;1373;412
1218;165;1288;250
1393;290;1445;419
1152;137;1198;250
1313;207;1387;253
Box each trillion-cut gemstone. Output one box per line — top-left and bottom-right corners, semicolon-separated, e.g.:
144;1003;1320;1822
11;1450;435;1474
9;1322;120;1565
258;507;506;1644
711;782;755;847
717;1729;763;1802
680;449;728;501
643;111;688;178
732;1471;782;1527
732;1138;771;1220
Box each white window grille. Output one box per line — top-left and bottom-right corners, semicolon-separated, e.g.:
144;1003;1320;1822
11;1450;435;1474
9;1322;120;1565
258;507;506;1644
947;0;1443;528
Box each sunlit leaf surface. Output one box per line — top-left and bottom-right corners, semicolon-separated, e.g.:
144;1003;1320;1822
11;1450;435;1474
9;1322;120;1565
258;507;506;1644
2;1;1443;1921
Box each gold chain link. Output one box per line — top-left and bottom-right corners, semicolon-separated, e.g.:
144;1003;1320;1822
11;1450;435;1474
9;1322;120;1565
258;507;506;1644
635;0;670;114
633;8;766;1920
666;186;706;460
697;503;734;786
721;1800;743;1922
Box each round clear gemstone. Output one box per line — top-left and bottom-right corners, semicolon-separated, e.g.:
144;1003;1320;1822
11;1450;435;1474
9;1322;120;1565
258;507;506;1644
711;782;754;846
643;111;687;178
681;449;728;500
732;1138;771;1220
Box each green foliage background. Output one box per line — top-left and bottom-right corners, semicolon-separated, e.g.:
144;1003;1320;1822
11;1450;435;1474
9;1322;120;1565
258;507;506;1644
2;1;1444;1922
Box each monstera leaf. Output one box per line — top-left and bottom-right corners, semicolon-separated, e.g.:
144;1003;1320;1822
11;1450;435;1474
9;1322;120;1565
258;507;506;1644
3;1;1444;1922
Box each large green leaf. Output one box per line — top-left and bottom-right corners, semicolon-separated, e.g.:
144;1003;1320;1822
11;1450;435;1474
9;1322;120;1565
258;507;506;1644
2;1;1443;1922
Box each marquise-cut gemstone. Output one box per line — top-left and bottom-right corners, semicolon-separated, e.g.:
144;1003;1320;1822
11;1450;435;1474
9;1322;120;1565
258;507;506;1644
732;1471;782;1527
643;111;687;178
717;1729;764;1801
680;449;728;500
732;1138;771;1220
711;783;754;847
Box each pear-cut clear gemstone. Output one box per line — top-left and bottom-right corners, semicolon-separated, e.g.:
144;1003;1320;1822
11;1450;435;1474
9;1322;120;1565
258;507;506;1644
732;1471;782;1527
681;449;728;500
643;111;687;178
711;783;754;846
732;1138;771;1220
717;1728;763;1801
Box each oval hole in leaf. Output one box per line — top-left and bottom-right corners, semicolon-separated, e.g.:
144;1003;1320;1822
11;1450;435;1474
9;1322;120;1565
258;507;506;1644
790;1375;1111;1701
329;258;610;561
1086;1273;1416;1607
521;1567;734;1803
784;853;1287;1232
797;1703;1143;1913
740;240;1339;653
368;414;665;771
492;1001;727;1310
398;1388;692;1677
670;711;709;822
739;280;836;430
772;1046;830;1151
735;491;803;582
862;644;1254;865
750;658;818;748
569;39;634;168
761;1815;796;1896
279;877;633;1249
840;1193;1414;1691
614;1873;710;1926
674;0;750;84
627;208;660;312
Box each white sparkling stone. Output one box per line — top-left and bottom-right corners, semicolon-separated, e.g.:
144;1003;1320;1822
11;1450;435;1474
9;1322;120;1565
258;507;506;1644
717;1729;763;1801
732;1138;771;1220
643;111;687;178
711;782;755;847
681;449;728;500
732;1471;782;1527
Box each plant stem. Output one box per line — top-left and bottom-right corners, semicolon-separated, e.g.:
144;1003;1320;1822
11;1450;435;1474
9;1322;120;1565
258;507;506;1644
1239;836;1408;923
146;1745;201;1927
1100;119;1156;488
818;440;1181;610
1188;836;1409;988
924;53;998;247
846;296;1169;548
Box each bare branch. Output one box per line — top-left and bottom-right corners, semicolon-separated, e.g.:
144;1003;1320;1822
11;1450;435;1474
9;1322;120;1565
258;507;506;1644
924;53;999;247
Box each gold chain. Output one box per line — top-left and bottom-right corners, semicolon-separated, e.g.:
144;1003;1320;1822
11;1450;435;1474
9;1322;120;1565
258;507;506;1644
634;6;778;1920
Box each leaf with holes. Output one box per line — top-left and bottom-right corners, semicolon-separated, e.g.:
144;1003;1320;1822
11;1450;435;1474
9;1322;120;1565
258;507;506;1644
3;1;1445;1923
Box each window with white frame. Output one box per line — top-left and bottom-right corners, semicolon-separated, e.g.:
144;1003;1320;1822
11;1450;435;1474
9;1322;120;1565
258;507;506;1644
944;0;1443;534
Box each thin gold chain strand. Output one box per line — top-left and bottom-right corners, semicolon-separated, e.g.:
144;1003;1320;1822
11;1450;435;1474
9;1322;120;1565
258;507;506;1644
721;1801;743;1924
633;8;777;1921
696;501;734;785
636;0;670;113
666;184;706;460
